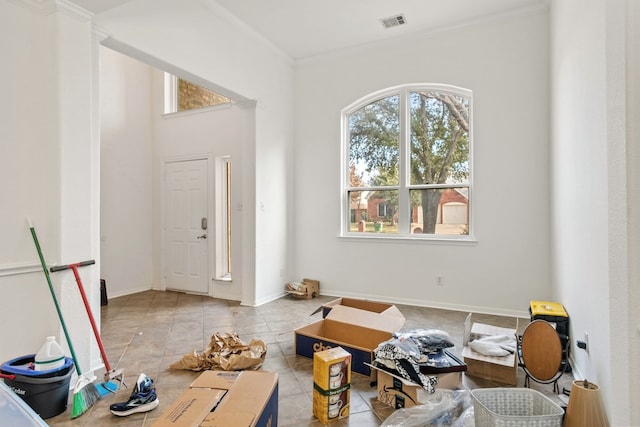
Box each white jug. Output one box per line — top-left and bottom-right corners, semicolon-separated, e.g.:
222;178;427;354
34;336;65;371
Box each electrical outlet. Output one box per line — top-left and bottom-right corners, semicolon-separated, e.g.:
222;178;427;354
577;331;589;351
436;276;444;286
584;331;589;350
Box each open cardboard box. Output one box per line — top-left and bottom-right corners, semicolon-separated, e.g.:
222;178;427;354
461;313;518;385
369;363;462;409
286;278;320;299
151;370;278;427
295;303;405;376
321;297;404;318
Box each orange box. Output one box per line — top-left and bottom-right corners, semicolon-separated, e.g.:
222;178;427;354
313;347;351;424
321;297;402;318
151;370;278;427
372;366;462;409
295;304;405;376
286;278;320;299
461;314;518;385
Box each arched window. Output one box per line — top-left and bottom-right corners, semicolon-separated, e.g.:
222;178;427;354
342;84;472;239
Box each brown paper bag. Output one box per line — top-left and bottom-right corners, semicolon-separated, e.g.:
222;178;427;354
170;332;267;371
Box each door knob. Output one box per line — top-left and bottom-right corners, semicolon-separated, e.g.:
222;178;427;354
197;234;207;239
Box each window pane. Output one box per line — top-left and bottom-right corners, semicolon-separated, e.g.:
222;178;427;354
178;79;230;111
225;161;232;275
348;189;398;234
409;91;469;185
409;188;469;235
215;156;232;280
348;95;399;187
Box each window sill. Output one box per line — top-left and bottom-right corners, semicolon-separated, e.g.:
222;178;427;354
162;102;233;119
338;234;477;246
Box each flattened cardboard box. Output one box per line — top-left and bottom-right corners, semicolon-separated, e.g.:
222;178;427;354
151;370;278;427
321;297;404;319
295;304;405;376
461;314;517;385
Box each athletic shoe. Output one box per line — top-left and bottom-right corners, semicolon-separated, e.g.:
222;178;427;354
110;373;159;417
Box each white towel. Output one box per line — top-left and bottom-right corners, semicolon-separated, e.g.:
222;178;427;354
469;334;516;357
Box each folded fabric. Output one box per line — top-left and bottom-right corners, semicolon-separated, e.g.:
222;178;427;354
393;329;455;354
469;334;516;357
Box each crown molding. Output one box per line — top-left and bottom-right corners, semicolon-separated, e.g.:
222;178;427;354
93;24;110;42
9;0;93;21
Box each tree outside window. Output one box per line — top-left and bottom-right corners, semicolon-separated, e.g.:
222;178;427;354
343;84;471;238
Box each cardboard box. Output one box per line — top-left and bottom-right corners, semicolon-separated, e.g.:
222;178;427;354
372;365;462;409
321;297;403;318
295;304;405;376
313;347;352;424
151;370;278;427
461;314;517;385
286;278;319;299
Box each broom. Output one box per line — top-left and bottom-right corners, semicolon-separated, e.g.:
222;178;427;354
28;220;101;418
50;260;124;395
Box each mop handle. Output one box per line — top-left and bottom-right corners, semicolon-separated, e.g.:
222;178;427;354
50;260;112;372
50;259;95;272
28;222;83;377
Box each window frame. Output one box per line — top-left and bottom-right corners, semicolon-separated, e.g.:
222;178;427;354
340;83;474;242
163;73;232;115
214;156;232;280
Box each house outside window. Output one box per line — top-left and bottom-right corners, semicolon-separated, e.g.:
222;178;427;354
342;84;472;239
377;202;387;217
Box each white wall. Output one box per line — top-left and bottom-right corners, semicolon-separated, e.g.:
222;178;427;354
627;0;640;425
100;47;154;298
550;0;636;424
94;0;295;306
294;10;551;316
0;0;61;365
0;0;100;371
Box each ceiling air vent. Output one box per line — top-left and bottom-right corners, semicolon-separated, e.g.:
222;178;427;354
380;14;407;29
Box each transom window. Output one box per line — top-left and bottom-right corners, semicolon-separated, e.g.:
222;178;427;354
164;73;231;114
342;84;472;239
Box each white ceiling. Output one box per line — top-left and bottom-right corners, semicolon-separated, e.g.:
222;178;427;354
79;0;548;60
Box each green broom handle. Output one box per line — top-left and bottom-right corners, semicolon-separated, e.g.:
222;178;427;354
28;222;82;377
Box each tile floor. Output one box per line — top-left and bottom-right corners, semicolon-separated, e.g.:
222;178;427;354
45;290;573;426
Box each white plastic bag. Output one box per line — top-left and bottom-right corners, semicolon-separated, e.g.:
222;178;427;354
380;389;472;427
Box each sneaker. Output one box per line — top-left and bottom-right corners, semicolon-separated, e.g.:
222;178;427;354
110;373;159;417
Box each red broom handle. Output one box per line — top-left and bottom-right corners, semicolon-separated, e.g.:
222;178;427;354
51;261;112;373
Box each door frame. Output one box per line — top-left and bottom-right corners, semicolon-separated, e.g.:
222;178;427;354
159;153;213;294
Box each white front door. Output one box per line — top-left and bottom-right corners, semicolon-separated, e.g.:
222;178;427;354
164;159;209;294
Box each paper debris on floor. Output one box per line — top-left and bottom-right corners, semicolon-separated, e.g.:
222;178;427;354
170;332;267;371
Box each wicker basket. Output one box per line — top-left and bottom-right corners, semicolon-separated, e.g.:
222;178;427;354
471;388;564;427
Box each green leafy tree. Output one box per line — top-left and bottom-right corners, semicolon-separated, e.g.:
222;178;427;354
349;90;469;234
